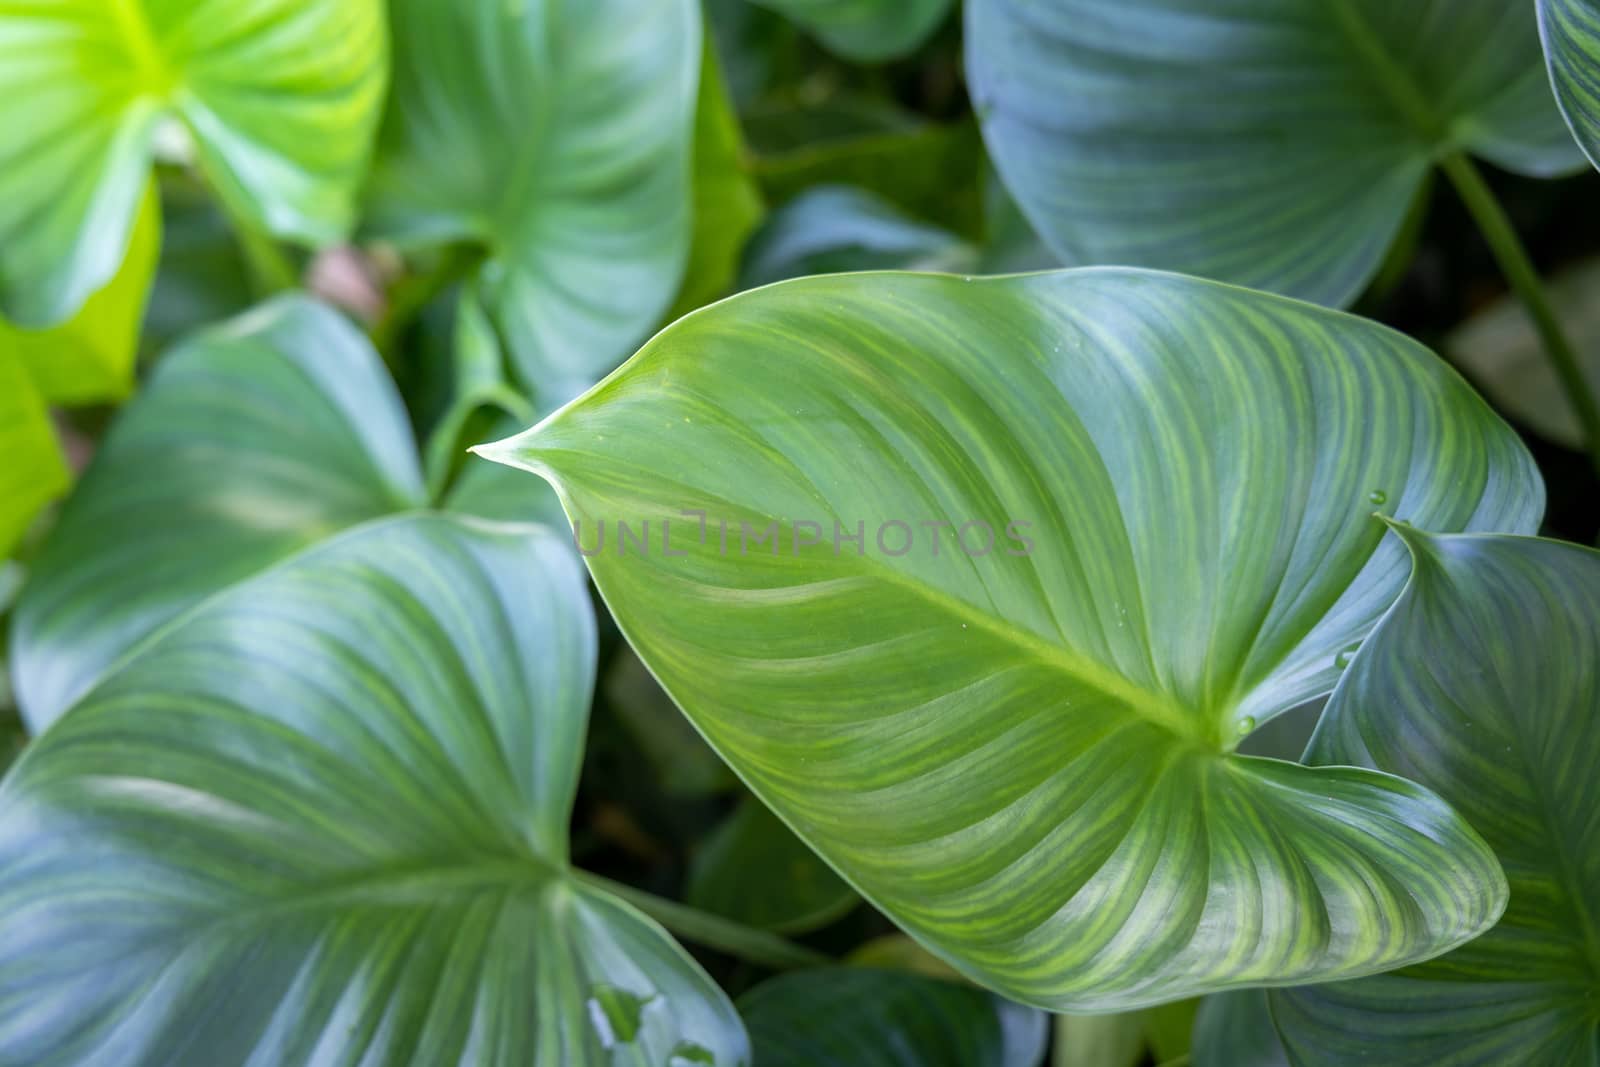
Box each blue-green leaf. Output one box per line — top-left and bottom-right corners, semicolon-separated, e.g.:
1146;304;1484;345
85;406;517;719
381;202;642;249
1272;530;1600;1065
366;0;700;407
968;0;1583;306
1541;0;1600;170
0;514;749;1065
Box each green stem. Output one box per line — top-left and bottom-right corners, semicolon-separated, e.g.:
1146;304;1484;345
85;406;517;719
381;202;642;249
1439;152;1600;475
369;244;485;360
219;198;297;296
574;871;831;971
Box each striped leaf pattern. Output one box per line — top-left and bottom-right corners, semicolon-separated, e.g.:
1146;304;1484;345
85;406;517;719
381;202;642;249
966;0;1583;308
9;295;554;732
0;0;386;325
1272;530;1600;1065
749;0;954;61
738;968;1047;1066
482;268;1542;1010
0;515;750;1066
366;0;699;408
1542;0;1600;169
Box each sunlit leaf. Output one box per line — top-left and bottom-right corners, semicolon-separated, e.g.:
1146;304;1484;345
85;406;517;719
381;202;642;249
366;0;700;408
750;0;954;61
968;0;1583;306
0;515;749;1066
687;796;858;934
10;296;551;732
738;968;1046;1066
1272;529;1600;1065
0;356;66;557
4;184;160;405
483;268;1539;1010
1541;0;1600;170
0;0;386;325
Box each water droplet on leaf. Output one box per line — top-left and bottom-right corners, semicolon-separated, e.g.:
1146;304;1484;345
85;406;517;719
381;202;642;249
1368;489;1388;506
587;985;655;1047
1236;716;1256;736
670;1042;717;1066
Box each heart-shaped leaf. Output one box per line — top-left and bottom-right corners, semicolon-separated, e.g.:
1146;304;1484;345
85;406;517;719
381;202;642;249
366;0;700;407
0;0;386;326
688;797;858;935
750;0;954;61
0;514;749;1066
738;968;1046;1066
1271;529;1600;1065
967;1;1583;306
10;295;551;733
1542;0;1600;170
481;268;1540;1010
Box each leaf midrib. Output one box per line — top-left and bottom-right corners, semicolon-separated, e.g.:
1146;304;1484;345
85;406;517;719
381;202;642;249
1327;0;1448;146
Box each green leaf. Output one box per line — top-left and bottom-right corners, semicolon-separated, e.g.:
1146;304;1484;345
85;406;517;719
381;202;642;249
4;183;160;405
10;295;551;733
1449;256;1600;451
366;0;700;407
669;37;765;320
1193;992;1290;1067
482;268;1540;1010
738;969;1047;1066
0;513;749;1065
0;355;67;557
967;1;1584;306
687;796;858;934
750;0;954;61
0;0;386;326
1541;0;1600;170
739;185;974;289
1271;529;1600;1065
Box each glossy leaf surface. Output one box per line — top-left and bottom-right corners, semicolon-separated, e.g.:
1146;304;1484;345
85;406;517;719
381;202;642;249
967;1;1583;306
367;0;699;406
9;296;549;732
0;0;385;325
1273;531;1600;1065
0;515;749;1066
750;0;954;61
484;268;1540;1010
738;968;1046;1067
1542;0;1600;169
687;797;857;934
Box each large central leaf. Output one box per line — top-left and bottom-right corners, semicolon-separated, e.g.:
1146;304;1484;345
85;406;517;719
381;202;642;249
482;268;1541;1010
966;0;1582;306
366;0;700;407
0;515;748;1065
0;0;387;325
